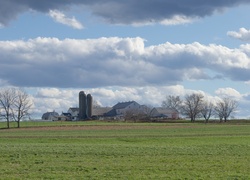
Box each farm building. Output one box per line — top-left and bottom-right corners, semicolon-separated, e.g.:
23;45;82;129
92;107;113;120
41;111;59;121
65;107;113;120
67;108;79;121
105;101;147;119
58;113;72;121
150;107;179;119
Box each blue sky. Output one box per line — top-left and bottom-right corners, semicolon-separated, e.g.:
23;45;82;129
0;1;250;118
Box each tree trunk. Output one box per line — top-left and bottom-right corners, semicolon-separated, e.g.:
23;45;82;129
17;120;20;128
191;117;195;122
7;119;10;128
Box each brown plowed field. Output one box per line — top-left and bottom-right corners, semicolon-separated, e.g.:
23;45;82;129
2;124;195;132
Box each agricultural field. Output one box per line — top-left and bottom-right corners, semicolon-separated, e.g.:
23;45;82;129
0;121;250;179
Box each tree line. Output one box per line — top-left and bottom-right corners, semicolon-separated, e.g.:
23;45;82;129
162;93;238;122
0;88;33;128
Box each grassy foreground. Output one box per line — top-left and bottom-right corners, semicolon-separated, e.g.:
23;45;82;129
0;121;250;179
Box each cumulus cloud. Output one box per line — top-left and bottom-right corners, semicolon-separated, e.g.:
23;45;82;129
49;10;84;29
215;87;242;99
227;28;250;42
0;0;249;26
0;37;250;88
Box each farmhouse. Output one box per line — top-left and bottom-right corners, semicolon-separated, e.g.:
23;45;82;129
67;108;79;120
58;113;72;121
150;107;179;119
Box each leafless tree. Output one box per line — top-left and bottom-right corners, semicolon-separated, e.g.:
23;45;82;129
214;97;238;122
162;95;182;111
12;89;33;128
181;93;204;122
0;88;33;128
0;88;16;128
124;108;150;122
141;104;153;117
201;101;214;123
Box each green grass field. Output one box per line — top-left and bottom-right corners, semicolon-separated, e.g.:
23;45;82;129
0;121;250;179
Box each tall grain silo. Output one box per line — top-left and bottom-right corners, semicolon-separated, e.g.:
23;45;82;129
86;94;93;118
79;91;87;120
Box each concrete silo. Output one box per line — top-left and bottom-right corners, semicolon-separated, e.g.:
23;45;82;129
79;91;87;120
86;94;93;118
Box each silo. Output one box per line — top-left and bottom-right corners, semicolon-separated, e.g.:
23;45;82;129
79;91;87;120
86;94;93;118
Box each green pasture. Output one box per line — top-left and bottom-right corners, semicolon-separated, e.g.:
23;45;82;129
0;121;250;179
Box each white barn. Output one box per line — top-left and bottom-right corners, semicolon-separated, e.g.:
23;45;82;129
150;108;179;119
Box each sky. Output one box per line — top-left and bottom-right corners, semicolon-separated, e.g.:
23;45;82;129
1;0;250;119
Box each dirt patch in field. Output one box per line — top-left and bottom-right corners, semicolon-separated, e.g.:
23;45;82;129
2;124;195;132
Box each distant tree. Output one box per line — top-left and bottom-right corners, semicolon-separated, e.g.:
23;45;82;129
141;104;153;117
214;97;238;122
124;109;138;122
12;89;33;128
162;95;182;111
181;93;204;122
201;101;214;123
0;88;33;128
124;108;150;122
0;88;16;128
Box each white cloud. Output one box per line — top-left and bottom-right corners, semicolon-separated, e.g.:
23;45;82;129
49;10;84;29
160;15;196;26
131;15;196;27
227;28;250;42
245;81;250;85
0;37;250;89
36;88;75;99
215;87;242;99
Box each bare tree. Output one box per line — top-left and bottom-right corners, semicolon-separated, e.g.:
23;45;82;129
201;101;214;123
0;88;33;128
214;97;238;122
182;93;204;122
162;95;182;111
0;88;16;128
141;104;153;116
124;108;150;122
124;109;139;122
12;89;33;128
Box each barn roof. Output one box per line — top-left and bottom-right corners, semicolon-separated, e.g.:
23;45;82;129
92;107;112;116
105;109;117;117
42;111;59;119
112;101;137;109
68;107;79;112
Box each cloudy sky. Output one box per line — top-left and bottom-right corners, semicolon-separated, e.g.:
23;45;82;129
1;0;250;118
